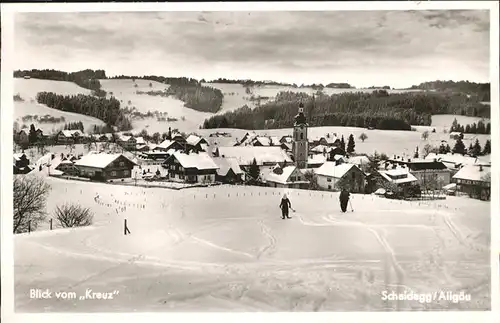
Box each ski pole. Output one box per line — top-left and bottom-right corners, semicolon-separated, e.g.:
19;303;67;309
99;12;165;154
349;200;354;212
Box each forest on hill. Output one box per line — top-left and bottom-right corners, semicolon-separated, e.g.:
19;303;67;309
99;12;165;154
14;69;107;97
202;89;490;131
35;92;132;131
408;80;490;102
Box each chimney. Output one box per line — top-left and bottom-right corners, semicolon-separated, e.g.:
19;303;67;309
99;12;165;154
479;165;483;172
408;158;411;163
433;158;437;162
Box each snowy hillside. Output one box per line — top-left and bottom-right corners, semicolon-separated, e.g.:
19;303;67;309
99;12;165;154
14;78;105;133
15;178;490;311
100;79;211;134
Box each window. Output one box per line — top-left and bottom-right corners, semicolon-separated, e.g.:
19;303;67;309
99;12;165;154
180;166;184;171
124;170;129;176
327;178;332;182
119;162;125;167
300;133;304;140
290;176;296;182
111;171;117;176
328;185;332;190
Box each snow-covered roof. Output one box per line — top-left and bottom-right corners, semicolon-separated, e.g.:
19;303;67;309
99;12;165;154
13;153;27;161
315;162;359;179
308;154;327;165
157;139;177;149
171;152;218;170
425;153;477;166
348;155;370;166
119;135;132;142
212;157;243;176
217;146;292;166
74;153;133;169
135;137;146;145
263;165;306;184
61;130;82;137
452;165;491;182
186;134;206;146
378;168;418;184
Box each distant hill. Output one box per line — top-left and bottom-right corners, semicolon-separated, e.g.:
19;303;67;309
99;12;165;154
408;80;490;102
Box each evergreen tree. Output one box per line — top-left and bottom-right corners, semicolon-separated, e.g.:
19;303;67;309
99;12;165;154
445;144;451;153
453;138;466;155
347;134;355;154
471;139;482;156
483;139;491;155
468;143;474;154
340;135;346;152
249;158;260;181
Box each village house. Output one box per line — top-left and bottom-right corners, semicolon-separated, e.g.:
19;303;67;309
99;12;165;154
424;153;478;176
56;130;83;145
314;162;366;193
449;132;463;140
171;132;186;145
386;156;451;188
452;164;491;200
307;153;327;168
154;139;184;152
347;155;371;173
13;153;32;174
73;152;137;181
98;133;114;142
55;159;79;176
117;135;137;151
262;164;309;189
375;168;419;197
279;135;293;144
212;157;244;184
310;133;341;147
162;151;219;184
214;146;293;174
186;134;209;152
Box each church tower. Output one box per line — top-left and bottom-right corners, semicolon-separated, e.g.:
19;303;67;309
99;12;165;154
292;102;309;169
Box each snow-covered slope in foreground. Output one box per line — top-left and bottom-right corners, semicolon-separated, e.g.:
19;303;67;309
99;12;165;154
15;178;490;312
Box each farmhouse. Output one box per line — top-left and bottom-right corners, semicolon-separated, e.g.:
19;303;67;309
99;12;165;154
73;152;137;181
310;133;341;147
56;130;83;145
163;151;219;184
212;157;244;184
117;135;137;151
452;164;491;200
315;162;366;193
154;139;184;152
55;159;79;176
375;168;419;197
386;156;451;187
262;164;309;189
425;153;478;174
186;134;209;152
215;146;293;173
13;153;32;174
171;132;186;144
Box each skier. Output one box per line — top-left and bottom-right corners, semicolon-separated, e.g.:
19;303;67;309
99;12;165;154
339;188;350;213
279;194;292;219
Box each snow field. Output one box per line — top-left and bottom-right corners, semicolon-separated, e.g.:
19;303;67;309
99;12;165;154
14;178;490;311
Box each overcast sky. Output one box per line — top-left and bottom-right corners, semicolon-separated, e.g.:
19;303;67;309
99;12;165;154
14;10;490;88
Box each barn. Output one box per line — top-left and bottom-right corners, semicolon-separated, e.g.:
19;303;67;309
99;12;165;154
73;152;137;181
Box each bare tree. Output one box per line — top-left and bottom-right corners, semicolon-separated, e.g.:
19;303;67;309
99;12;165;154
54;203;94;228
421;130;430;141
13;175;51;233
359;133;368;143
303;170;319;190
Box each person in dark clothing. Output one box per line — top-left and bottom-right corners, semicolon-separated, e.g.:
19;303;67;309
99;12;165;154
339;188;350;213
279;194;292;219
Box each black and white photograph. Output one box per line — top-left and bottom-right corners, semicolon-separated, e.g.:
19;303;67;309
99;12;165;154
1;1;498;319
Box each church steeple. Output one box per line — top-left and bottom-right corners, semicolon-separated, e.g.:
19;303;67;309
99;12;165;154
292;102;309;169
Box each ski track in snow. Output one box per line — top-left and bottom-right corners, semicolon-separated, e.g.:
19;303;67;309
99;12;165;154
15;185;490;311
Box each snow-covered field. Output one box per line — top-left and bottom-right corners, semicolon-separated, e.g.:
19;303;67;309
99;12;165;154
14;79;105;133
15;178;490;312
